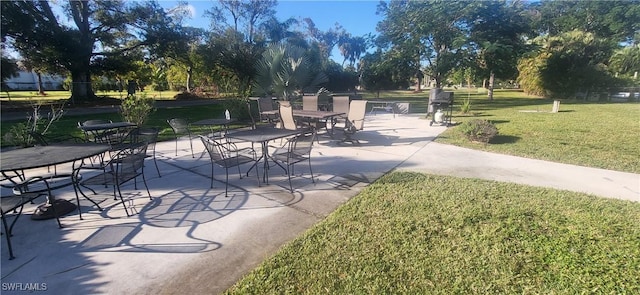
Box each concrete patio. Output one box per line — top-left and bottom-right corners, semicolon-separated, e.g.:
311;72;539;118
1;112;638;294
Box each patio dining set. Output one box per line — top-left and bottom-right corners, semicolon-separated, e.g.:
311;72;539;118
0;95;369;260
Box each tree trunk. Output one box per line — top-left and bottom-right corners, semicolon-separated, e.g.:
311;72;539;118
69;69;96;104
36;72;45;95
186;67;192;93
488;72;495;101
435;76;442;89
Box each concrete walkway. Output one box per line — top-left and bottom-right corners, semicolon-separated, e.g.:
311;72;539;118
1;113;638;294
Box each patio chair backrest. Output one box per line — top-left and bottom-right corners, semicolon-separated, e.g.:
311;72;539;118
279;102;297;130
257;97;275;112
136;127;159;152
302;95;318;111
200;136;227;163
167;118;195;157
332;96;350;115
114;143;148;182
290;131;316;156
347;100;368;131
78;119;115;143
167;118;190;134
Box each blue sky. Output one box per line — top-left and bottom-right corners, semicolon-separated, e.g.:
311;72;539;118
159;1;384;61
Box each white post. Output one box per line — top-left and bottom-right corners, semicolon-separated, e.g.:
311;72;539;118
552;100;560;113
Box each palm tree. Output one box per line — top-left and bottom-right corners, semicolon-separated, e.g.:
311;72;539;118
339;35;367;68
253;43;328;100
260;17;299;44
610;44;640;79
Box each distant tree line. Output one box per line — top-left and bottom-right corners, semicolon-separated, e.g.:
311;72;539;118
1;0;639;102
373;0;640;99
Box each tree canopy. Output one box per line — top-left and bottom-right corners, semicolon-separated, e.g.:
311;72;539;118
1;0;184;102
371;0;639;97
1;0;638;101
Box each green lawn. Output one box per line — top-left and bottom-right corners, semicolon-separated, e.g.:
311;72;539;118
226;172;640;294
0;89;183;101
357;89;640;173
1;100;228;145
437;90;640;174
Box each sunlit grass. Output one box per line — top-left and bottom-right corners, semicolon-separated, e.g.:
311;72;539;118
437;91;640;173
226;172;640;294
0;90;183;101
355;89;639;173
0;103;227;145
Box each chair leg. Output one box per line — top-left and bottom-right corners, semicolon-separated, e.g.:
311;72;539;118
152;155;161;177
287;164;293;193
210;163;215;188
141;172;152;200
236;165;243;179
189;137;194;158
47;195;62;229
115;184;130;217
174;136;178;156
1;214;16;260
73;182;104;221
308;157;315;183
224;169;230;197
74;184;85;220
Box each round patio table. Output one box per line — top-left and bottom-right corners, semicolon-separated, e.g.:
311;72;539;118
1;143;110;219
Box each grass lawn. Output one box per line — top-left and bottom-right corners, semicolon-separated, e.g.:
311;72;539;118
226;172;640;294
359;89;639;174
0;100;228;145
436;90;640;174
0;89;183;101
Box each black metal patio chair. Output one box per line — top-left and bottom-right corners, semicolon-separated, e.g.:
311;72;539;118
199;136;259;197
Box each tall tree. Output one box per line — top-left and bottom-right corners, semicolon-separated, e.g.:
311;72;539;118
610;44;640;78
377;0;472;89
205;0;278;95
261;16;298;43
303;18;346;62
151;26;206;92
467;0;531;100
338;34;368;68
517;31;617;98
260;16;305;46
1;55;19;96
532;0;640;44
206;0;277;44
359;50;401;97
206;29;263;96
1;1;180;103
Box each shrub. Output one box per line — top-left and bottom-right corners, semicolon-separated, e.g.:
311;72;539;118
2;103;65;147
222;98;250;121
120;94;155;126
458;119;498;143
460;95;472;114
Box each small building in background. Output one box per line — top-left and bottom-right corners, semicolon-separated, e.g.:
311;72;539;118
3;71;65;91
